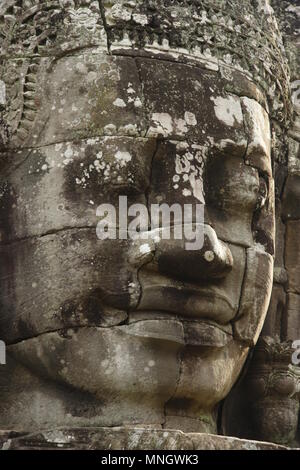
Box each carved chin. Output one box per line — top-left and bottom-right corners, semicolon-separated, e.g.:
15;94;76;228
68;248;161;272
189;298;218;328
8;321;249;431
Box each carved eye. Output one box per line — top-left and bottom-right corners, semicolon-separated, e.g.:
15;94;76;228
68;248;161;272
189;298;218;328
256;176;268;210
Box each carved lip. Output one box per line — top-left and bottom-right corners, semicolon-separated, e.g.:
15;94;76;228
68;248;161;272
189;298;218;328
137;283;237;325
128;311;233;347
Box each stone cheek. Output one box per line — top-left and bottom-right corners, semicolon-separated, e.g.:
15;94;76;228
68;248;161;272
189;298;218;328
5;325;183;430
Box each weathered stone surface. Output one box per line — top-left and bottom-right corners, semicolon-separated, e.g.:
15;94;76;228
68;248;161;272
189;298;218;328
2;325;182;431
0;1;107;59
251;398;299;446
203;155;260;248
164;340;249;434
0;0;298;450
138;244;245;325
0;42;276;435
282;175;300;220
242;97;272;176
0;427;291;450
222;336;300;447
0;231;151;343
274;203;287;271
287;137;300;175
0;430;25;445
233;247;274;346
143;224;234;284
1;53;148;150
188;433;289;451
252;176;275;255
0;137;156;241
262;285;287;338
242;337;300;446
285;221;300;294
137;58;247;148
283;294;300;341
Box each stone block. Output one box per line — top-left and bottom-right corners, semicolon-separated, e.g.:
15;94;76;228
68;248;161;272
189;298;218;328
285;221;300;294
283;293;300;341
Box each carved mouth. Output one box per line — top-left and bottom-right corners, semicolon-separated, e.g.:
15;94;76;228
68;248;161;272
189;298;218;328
136;283;237;325
128;273;237;346
128;311;233;348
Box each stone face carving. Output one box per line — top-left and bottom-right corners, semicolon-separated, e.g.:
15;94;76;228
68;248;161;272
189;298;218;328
0;0;299;449
222;0;300;448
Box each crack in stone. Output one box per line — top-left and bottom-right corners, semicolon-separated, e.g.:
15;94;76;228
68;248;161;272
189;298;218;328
0;135;164;154
162;332;184;428
98;1;111;53
134;57;151;138
1;148;34;176
6;323;129;347
0;225;97;247
0;44;108;62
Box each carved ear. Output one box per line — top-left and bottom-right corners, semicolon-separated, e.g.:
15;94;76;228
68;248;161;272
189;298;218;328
233;247;274;347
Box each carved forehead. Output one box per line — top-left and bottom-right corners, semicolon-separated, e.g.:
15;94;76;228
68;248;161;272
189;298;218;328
0;0;291;126
1;52;271;174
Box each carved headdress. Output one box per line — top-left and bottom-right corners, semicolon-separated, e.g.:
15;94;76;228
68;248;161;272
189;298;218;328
0;0;293;149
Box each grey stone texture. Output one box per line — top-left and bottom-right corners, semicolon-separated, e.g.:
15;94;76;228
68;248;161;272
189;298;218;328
0;427;291;450
0;0;299;450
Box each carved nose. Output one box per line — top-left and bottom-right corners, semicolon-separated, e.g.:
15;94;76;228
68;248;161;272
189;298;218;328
147;224;233;284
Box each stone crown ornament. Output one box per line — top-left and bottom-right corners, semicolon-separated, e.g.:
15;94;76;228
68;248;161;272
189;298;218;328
0;0;292;126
